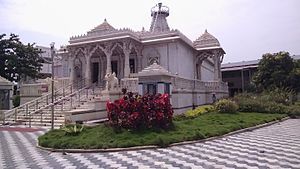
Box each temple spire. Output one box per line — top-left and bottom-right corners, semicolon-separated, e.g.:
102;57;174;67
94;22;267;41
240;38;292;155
150;3;170;32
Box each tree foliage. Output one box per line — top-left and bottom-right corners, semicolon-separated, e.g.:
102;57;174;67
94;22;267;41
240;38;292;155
290;59;300;92
0;33;43;82
252;51;300;92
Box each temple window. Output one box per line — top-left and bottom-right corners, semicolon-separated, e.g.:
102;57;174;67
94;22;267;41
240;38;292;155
147;84;157;95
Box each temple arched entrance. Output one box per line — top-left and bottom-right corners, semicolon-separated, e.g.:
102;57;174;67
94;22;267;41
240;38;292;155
111;44;124;79
90;47;107;86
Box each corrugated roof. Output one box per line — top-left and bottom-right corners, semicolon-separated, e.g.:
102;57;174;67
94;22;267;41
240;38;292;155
221;55;300;71
221;60;260;69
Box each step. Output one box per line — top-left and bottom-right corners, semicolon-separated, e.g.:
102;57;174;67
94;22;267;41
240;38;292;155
5;87;105;126
6;117;65;123
12;115;65;120
5;114;64;121
15;112;65;117
5;121;65;127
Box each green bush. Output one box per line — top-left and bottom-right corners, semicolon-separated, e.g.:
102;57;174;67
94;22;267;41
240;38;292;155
173;114;187;121
236;96;265;113
264;102;287;114
234;91;300;116
215;99;238;113
286;104;300;118
185;105;214;118
12;95;20;108
261;88;295;105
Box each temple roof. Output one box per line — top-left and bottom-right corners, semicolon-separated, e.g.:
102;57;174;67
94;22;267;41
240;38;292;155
137;62;174;77
88;19;115;33
193;29;221;50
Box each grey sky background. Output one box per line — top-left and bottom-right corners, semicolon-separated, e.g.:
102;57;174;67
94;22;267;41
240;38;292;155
0;0;299;63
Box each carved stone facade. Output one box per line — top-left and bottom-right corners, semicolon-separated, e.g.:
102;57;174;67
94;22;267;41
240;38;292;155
59;2;228;113
67;39;141;87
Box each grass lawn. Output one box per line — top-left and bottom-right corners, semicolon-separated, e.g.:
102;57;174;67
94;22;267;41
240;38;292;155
38;112;287;149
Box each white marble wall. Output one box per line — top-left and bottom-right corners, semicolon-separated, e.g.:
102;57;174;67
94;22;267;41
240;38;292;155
142;40;195;79
19;83;45;105
201;60;215;81
176;41;195;79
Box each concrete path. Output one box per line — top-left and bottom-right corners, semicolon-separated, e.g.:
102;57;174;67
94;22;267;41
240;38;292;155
0;119;300;169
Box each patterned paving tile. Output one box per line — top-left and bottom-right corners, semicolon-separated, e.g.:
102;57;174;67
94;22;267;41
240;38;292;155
0;119;300;169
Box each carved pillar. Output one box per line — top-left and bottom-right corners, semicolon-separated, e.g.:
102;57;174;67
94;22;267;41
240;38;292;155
120;56;124;79
85;55;91;86
106;52;112;74
137;46;143;72
123;40;131;78
219;54;224;80
213;51;221;81
124;49;130;77
98;58;101;85
103;42;112;75
69;57;75;84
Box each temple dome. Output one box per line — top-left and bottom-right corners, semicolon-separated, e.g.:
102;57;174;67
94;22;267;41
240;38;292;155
89;19;115;33
193;29;220;50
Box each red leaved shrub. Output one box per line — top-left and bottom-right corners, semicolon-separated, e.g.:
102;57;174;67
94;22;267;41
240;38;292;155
106;92;173;130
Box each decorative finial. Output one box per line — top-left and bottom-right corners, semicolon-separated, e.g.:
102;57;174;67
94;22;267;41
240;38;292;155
104;18;107;22
205;29;208;33
158;2;162;9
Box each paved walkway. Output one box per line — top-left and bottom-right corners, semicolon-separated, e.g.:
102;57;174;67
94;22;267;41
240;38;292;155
1;119;300;169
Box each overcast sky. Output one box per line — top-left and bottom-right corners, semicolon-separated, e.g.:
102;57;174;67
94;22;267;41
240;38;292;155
0;0;299;63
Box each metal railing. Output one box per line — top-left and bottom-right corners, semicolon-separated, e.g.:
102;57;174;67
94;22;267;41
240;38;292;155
2;78;98;127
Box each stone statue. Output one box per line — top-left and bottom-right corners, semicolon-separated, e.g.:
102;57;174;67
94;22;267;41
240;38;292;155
105;72;119;91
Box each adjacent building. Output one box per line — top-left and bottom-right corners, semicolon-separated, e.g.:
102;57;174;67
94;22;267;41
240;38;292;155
221;55;300;97
0;76;13;110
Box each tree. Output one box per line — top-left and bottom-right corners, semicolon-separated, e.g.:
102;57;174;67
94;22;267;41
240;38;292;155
252;51;300;92
0;33;43;82
290;59;300;92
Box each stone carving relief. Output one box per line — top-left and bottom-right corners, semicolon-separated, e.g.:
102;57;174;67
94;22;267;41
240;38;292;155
74;57;82;79
149;56;159;65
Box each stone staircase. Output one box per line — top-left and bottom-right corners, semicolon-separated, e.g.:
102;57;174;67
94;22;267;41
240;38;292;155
2;79;105;128
11;108;65;128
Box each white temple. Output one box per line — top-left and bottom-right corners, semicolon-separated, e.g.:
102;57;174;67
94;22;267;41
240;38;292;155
3;2;229;126
59;2;228;114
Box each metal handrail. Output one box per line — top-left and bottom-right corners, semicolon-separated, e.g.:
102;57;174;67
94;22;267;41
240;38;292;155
30;85;89;115
31;81;98;115
2;78;87;124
